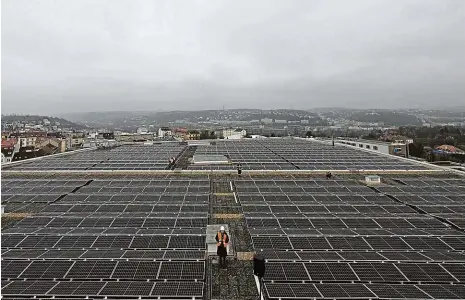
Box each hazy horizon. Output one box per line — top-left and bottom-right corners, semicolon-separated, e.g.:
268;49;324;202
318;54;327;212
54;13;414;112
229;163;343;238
3;105;465;119
2;0;465;115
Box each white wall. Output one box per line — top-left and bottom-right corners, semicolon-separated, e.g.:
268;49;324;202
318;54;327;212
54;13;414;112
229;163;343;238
225;134;243;140
158;128;172;138
223;129;246;139
336;139;389;154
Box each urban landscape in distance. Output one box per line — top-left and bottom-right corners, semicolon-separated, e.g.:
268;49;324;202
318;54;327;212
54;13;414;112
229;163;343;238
2;107;465;167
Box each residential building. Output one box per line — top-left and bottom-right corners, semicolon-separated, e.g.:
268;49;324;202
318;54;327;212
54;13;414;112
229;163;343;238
19;136;38;148
116;133;153;142
223;128;247;139
1;138;18;164
35;137;67;155
158;127;172;138
186;130;200;140
173;128;188;139
433;145;465;155
66;137;85;149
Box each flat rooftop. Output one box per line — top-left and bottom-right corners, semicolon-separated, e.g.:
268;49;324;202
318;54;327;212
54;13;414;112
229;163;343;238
3;139;433;171
1;139;464;300
336;138;406;146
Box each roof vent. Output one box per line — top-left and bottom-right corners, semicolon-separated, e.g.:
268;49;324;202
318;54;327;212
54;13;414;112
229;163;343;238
365;175;381;184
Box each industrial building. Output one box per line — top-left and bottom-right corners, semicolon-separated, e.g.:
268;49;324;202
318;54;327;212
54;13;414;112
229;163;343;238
336;138;411;157
1;138;464;299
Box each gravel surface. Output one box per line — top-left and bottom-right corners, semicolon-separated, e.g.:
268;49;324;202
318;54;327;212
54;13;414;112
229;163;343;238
211;261;259;300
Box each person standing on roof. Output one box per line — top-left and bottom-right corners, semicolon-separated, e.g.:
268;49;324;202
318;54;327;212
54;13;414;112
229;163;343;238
215;226;229;269
237;163;242;176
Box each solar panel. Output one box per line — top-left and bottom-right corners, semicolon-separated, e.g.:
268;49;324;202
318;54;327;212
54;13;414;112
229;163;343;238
2;141;464;300
367;283;431;299
1;281;58;295
337;251;385;261
439;263;465;282
418;284;465;299
112;261;160;279
49;281;106;296
54;236;97;248
1;261;32;278
266;283;322;298
66;261;117;279
151;281;204;297
316;283;376;298
39;249;86;259
440;237;465;250
265;262;309;281
396;263;457;282
157;261;204;280
326;237;371;250
364;236;412;250
253;236;292;249
99;281;154;296
305;262;359;281
19;261;74;279
288;237;331;250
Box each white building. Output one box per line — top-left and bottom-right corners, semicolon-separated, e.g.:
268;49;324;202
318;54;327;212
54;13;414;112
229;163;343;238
261;118;273;124
137;127;148;134
158;127;172;138
223;128;247;140
67;137;84;149
18;137;37;147
275;119;288;124
1;153;8;164
336;138;409;157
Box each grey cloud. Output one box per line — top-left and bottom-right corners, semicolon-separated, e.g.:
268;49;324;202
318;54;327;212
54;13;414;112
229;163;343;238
2;0;464;114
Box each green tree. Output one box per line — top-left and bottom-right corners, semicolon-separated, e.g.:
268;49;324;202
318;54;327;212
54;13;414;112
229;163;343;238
305;131;312;137
445;136;456;146
199;130;210;139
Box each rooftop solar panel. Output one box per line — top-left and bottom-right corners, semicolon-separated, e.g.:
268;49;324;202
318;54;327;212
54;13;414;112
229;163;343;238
2;140;463;299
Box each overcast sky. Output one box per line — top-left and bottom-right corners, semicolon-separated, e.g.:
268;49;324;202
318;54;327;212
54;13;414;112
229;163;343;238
2;0;465;115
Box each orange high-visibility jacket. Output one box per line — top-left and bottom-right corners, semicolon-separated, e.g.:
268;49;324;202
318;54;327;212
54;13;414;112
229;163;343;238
216;232;229;247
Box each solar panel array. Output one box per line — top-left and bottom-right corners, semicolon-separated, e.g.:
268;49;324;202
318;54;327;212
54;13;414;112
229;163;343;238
189;139;430;170
2;139;464;299
8;143;185;170
2;177;208;299
237;177;465;299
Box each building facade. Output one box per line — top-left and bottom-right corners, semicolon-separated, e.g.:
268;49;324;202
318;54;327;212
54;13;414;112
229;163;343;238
222;128;247;139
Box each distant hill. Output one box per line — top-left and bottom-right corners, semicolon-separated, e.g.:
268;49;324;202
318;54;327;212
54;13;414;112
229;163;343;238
60;109;327;129
1;114;89;130
349;111;422;126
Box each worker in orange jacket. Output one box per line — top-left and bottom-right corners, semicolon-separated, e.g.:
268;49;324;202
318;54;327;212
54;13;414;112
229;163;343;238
215;226;229;268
